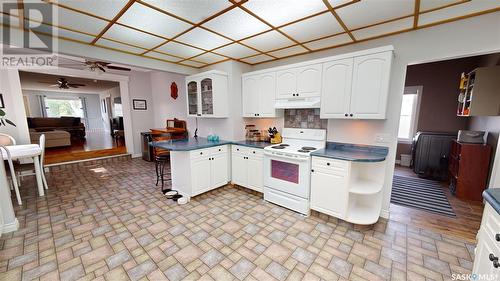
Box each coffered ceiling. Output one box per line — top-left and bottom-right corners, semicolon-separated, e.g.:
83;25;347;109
1;0;499;69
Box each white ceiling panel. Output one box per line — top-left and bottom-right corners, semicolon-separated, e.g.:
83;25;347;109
145;51;182;62
181;60;205;68
268;45;308;58
304;33;352;50
176;27;232;50
156;41;204;58
203;7;270;40
418;0;500;26
31;22;96;43
214;43;258;58
240;30;294;52
328;0;356;8
279;13;344;42
29;6;108;35
352;17;413;40
95;38;147;54
192;52;226;64
243;0;327;27
142;0;232;23
241;54;274;64
102;24;165;49
420;0;464;12
337;0;414;30
118;3;191;38
52;0;128;20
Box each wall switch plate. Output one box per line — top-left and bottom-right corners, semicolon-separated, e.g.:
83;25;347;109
375;133;392;143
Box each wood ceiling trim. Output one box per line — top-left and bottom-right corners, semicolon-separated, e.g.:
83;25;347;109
90;0;136;45
322;0;356;42
230;1;312;52
17;0;24;29
413;0;421;28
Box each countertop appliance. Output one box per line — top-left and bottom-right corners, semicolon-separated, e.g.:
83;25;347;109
263;128;327;215
457;130;487;144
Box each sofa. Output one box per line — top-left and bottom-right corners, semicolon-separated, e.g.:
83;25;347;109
27;117;86;140
30;130;71;148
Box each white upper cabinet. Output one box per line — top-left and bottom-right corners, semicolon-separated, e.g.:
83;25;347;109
350;52;392;119
186;70;228;118
320;50;392;119
276;64;322;99
242;72;279;117
320;58;353;118
296;64;322;98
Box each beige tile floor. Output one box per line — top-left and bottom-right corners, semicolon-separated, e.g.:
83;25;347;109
0;158;476;281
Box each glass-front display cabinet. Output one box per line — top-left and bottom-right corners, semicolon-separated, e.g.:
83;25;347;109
185;70;228;118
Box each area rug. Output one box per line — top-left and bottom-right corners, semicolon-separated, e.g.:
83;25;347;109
391;175;456;217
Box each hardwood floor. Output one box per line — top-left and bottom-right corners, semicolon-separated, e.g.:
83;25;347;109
390;165;484;242
45;131;127;164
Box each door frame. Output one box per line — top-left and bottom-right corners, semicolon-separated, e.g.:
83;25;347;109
17;67;135;155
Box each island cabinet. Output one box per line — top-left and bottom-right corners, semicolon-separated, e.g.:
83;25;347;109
320;50;393;119
186;70;228;118
231;145;263;192
170;145;230;198
472;202;500;275
310;156;386;225
242;72;280;118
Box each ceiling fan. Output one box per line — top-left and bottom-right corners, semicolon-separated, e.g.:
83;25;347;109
84;60;131;72
37;78;86;89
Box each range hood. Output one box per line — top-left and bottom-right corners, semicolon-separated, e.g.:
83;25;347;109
274;96;321;109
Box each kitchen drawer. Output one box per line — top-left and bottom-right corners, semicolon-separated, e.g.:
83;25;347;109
312;157;349;172
482;204;500;245
247;148;264;158
209;145;228;155
190;148;210;160
232;145;249;154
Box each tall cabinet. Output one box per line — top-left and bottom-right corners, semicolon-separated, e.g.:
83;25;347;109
320;51;392;119
242;72;279;118
186;70;228;118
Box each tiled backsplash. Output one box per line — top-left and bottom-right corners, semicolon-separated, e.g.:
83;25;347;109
284;109;327;129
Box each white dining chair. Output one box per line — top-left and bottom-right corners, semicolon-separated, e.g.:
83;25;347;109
0;133;17;188
0;133;22;205
17;134;48;190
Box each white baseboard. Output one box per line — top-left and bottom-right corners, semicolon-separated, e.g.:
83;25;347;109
380;209;390;219
1;218;19;234
132;153;142;158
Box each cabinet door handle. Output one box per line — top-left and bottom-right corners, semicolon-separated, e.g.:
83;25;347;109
236;148;239;151
311;169;314;172
219;148;221;151
253;151;255;154
327;163;330;166
496;234;500;242
350;113;354;117
344;113;348;117
200;152;203;155
489;254;498;262
495;260;500;268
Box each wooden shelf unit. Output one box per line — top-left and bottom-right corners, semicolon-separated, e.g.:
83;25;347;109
448;140;492;201
457;66;500;117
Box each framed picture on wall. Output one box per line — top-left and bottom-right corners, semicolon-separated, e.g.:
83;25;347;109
133;99;147;110
0;94;4;108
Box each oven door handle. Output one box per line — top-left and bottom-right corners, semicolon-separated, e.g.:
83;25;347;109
264;152;310;162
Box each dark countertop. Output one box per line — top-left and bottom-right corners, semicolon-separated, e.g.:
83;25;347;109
153;137;232;151
311;142;389;162
483;188;500;215
232;140;271;149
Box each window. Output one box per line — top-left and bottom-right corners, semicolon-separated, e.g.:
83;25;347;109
44;97;84;118
398;87;421;142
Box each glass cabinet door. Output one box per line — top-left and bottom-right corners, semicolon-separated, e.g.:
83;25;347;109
187;81;198;115
200;78;213;115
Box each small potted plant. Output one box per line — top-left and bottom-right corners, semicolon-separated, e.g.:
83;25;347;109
0;109;16;127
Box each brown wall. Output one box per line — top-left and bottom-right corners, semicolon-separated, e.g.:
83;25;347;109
396;54;500;160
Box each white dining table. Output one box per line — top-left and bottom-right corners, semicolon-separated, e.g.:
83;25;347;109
1;144;44;204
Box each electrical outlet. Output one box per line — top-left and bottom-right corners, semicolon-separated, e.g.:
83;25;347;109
375;133;392;143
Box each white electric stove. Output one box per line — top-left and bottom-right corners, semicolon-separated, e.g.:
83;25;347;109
263;128;326;215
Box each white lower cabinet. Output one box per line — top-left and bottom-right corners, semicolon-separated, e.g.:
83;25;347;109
473;203;500;276
231;145;263;192
310;156;386;225
170;145;230;198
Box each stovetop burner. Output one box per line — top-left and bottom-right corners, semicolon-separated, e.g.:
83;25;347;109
301;146;316;150
297;150;310;153
278;144;289;146
271;146;286;149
